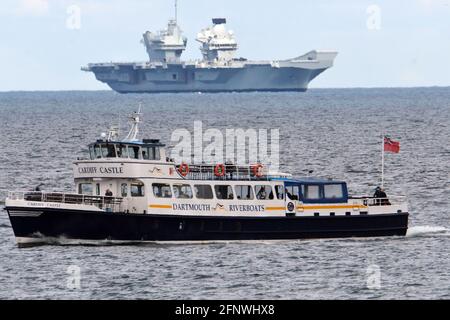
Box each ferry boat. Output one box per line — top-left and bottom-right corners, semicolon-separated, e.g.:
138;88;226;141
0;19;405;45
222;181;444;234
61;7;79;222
4;111;409;246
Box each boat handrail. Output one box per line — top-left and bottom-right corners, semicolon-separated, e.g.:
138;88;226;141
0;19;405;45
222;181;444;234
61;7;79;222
349;195;407;207
7;191;123;212
177;163;268;181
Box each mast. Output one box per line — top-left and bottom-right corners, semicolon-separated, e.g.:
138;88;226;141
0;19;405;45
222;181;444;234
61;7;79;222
175;0;178;23
381;132;385;188
124;105;142;142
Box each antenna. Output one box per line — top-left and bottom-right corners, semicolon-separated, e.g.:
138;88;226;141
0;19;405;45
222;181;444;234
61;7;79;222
175;0;178;23
118;111;121;140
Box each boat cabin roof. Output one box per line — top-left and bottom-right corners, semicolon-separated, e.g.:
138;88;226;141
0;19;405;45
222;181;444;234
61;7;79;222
272;177;346;185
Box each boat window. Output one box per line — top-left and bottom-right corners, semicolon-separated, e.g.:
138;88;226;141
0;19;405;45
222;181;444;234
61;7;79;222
78;183;93;195
275;185;285;200
324;184;344;199
304;184;321;200
89;146;95;160
101;144;116;158
117;145;129;158
215;185;234;200
255;185;274;200
96;183;101;196
142;147;161;160
154;147;161;160
121;183;128;197
285;185;299;200
235;185;254;200
128;146;141;159
194;185;213;199
94;144;102;159
142;147;150;160
131;183;145;197
152;183;171;198
173;184;193;199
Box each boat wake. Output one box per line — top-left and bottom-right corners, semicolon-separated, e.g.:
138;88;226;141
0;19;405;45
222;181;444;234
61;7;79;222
406;225;448;237
16;236;302;248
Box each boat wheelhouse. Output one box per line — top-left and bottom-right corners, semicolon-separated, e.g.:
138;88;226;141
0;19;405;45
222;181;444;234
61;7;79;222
4;110;409;246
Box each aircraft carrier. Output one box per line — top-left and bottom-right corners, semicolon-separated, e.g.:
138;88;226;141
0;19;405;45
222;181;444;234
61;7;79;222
82;4;337;93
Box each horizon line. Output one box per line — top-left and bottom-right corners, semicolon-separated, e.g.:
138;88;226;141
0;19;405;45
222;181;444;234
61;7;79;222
1;85;450;93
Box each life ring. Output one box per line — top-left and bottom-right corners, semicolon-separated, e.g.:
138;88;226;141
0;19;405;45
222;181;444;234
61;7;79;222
214;164;226;177
178;163;189;177
252;164;263;177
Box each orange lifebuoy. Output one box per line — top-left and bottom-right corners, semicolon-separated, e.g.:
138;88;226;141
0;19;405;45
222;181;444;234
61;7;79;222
178;163;189;177
252;164;263;177
214;164;226;177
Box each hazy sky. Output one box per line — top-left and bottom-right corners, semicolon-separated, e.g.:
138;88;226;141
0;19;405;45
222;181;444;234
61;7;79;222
1;0;449;90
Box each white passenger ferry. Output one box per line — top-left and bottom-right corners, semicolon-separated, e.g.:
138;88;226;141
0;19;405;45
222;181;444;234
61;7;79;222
5;111;409;246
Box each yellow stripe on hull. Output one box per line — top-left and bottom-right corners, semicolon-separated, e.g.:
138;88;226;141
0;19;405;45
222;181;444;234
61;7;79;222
298;205;367;210
149;204;172;209
265;207;286;211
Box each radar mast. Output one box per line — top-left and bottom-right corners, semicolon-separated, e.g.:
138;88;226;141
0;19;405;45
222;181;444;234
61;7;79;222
124;105;142;142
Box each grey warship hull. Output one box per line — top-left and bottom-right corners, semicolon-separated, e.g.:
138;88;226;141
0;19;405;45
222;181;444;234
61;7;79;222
84;51;337;94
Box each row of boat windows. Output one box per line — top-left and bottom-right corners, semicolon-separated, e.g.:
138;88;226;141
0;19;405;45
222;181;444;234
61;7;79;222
285;184;344;200
78;182;345;201
89;144;161;160
79;183;145;197
151;183;285;200
151;183;344;201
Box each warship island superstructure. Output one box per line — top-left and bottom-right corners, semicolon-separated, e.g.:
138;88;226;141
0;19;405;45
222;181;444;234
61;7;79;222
82;2;337;93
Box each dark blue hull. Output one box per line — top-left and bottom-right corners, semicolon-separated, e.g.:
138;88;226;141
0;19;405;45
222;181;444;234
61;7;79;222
5;207;409;246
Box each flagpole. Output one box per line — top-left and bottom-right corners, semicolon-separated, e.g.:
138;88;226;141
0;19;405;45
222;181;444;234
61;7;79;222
381;132;385;188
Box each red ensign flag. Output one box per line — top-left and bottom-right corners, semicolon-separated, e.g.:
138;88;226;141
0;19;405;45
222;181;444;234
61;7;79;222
384;136;400;153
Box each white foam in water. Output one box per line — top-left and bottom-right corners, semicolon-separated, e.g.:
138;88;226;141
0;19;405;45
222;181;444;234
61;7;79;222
406;225;448;237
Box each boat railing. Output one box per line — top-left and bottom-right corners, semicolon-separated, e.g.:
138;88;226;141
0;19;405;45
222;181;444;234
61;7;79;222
349;195;407;207
179;164;270;181
7;191;123;213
